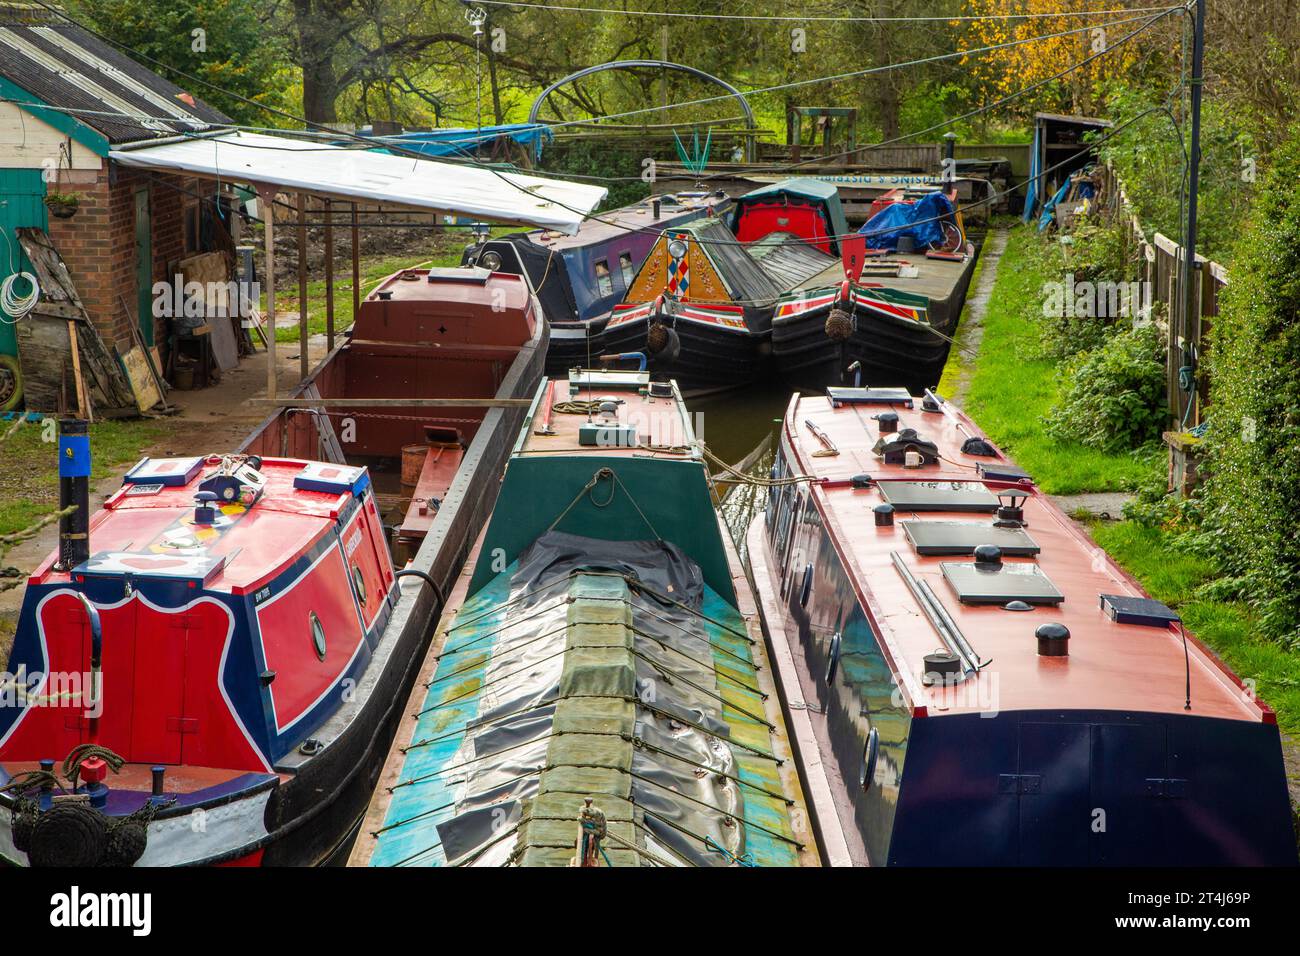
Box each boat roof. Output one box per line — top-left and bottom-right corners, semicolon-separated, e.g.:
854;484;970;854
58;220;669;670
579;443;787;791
517;192;727;251
797;248;972;303
353;268;537;346
780;390;1269;724
517;369;698;460
30;457;371;597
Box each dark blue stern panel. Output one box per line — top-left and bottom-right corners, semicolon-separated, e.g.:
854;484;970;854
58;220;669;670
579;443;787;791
887;710;1296;866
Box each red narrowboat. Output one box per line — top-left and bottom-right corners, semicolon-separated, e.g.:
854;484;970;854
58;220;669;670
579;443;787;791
0;264;546;866
750;386;1296;865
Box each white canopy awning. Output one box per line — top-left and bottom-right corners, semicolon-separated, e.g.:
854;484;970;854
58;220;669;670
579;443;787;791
109;130;606;234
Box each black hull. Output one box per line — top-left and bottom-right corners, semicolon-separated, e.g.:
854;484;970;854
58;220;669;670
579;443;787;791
545;316;608;378
772;307;957;396
773;243;981;394
600;314;770;395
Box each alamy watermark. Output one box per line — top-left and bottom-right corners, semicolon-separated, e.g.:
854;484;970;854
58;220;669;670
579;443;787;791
152;275;261;326
1041;271;1153;324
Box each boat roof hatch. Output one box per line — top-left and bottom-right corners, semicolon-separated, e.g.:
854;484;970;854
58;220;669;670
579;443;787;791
878;481;1000;513
426;266;491;284
566;368;651;391
827;386;914;407
941;561;1064;606
903;520;1041;557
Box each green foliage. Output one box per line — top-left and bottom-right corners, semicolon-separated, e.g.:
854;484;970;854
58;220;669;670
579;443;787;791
1097;86;1257;262
1199;126;1300;646
544;143;649;211
964;227;1162;494
68;0;293;126
1032;221;1143;361
1046;322;1167;452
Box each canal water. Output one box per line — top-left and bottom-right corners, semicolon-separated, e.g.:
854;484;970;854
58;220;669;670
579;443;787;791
691;380;794;560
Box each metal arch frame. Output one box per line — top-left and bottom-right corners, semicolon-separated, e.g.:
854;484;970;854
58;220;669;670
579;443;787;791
527;60;757;161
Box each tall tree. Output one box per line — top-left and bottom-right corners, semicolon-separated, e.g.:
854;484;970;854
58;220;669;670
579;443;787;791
69;0;291;125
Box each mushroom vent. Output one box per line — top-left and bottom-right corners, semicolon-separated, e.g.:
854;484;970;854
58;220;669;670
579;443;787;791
995;489;1029;528
973;544;1003;568
874;503;895;527
1036;622;1070;657
873;411;899;434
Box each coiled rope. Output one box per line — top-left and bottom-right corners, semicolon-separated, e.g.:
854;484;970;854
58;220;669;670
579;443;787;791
1;229;39;323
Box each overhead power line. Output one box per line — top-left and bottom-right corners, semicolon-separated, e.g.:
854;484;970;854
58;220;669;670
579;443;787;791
528;11;1166;131
471;0;1180;23
22;0;1185;251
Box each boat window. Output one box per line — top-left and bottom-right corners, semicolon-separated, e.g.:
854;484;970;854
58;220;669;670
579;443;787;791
619;253;636;287
352;564;368;607
595;259;613;297
903;520;1041;556
878;481;1000;513
310;611;328;660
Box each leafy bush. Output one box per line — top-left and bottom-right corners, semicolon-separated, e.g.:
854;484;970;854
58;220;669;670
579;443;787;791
1097;86;1257;263
1031;221;1145;361
544;142;650;211
1045;322;1167;452
1199;126;1300;646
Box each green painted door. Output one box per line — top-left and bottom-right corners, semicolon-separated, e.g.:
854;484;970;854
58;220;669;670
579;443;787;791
0;168;49;357
134;186;152;347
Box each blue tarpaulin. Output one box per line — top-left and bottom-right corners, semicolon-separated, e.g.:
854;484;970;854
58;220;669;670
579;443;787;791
1037;178;1071;231
859;191;955;250
362;124;554;162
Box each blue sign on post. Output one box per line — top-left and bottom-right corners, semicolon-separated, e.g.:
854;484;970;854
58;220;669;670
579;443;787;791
59;434;91;478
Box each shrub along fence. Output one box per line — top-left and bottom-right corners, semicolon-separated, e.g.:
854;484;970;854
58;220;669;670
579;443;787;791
1098;175;1229;432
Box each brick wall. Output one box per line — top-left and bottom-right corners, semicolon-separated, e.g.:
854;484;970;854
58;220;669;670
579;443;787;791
46;162;194;353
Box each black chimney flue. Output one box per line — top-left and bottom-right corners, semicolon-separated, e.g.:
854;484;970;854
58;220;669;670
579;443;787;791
57;418;91;570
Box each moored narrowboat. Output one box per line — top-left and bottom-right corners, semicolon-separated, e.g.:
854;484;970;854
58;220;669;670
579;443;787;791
601;180;847;394
749;386;1296;866
463;192;727;375
349;369;817;867
771;189;980;394
0;264;547;867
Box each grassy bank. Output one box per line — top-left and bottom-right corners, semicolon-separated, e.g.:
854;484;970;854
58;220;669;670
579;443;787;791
0;417;174;538
963;227;1161;495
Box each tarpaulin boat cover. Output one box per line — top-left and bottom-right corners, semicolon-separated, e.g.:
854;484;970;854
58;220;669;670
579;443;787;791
371;124;554;162
108;131;605;234
859;191;956;250
364;531;802;867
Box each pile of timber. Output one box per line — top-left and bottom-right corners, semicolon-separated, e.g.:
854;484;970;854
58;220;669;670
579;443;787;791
13;227;166;419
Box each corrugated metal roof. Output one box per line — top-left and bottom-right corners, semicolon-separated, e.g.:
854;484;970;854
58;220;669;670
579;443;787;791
749;233;837;289
108;131;607;233
0;16;227;144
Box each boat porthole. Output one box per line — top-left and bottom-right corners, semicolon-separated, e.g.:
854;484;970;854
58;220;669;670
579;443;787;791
800;563;814;608
352;565;367;607
825;632;842;685
310;612;327;661
859;727;880;794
